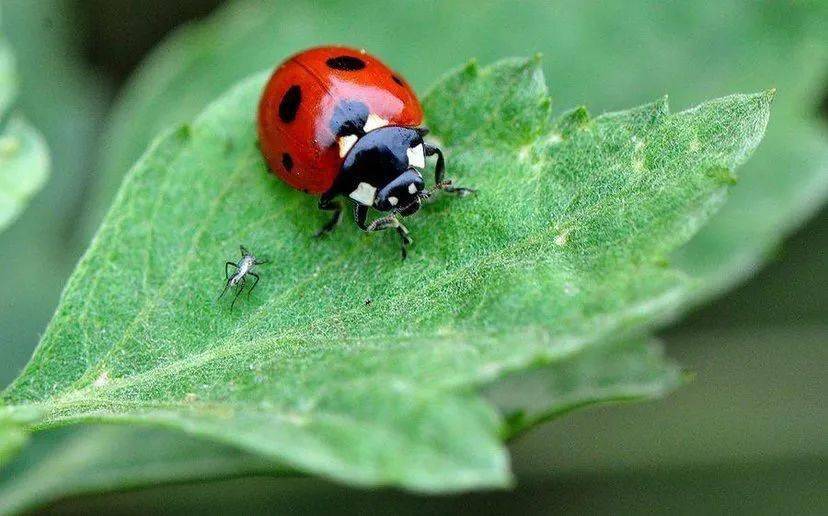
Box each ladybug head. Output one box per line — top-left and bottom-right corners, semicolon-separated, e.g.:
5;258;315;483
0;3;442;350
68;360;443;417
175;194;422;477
375;168;426;216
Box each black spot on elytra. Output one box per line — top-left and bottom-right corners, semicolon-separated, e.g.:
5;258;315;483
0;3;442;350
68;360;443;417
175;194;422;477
326;55;366;71
282;153;293;171
279;85;301;123
392;75;404;86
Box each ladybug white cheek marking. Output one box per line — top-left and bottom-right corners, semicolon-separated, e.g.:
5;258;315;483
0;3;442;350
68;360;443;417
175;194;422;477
406;144;425;168
363;113;389;133
388;196;399;206
349;182;377;205
338;134;359;157
408;183;417;194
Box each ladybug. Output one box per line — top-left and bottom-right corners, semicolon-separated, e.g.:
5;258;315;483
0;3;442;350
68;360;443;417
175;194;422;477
257;45;472;258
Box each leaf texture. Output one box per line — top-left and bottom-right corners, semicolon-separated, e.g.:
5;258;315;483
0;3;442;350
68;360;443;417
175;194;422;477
1;58;770;490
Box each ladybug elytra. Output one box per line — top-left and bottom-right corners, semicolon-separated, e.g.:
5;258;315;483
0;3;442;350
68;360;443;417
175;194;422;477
257;46;472;258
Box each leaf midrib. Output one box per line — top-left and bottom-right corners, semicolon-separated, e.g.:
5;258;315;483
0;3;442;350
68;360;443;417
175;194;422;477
36;271;691;418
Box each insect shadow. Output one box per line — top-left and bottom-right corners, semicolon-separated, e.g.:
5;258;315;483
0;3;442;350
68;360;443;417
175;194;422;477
218;245;269;311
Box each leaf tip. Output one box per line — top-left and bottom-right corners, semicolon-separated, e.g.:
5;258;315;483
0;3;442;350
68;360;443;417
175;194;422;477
556;105;592;138
654;94;670;119
462;59;479;77
174;123;192;141
706;166;739;185
738;89;775;113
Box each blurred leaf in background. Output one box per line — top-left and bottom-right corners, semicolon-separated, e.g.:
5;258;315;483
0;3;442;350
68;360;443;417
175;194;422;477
0;117;49;233
0;0;110;383
0;29;49;233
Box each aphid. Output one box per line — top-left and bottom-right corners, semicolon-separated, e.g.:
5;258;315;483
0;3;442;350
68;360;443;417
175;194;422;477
257;45;474;259
218;245;269;311
364;297;372;306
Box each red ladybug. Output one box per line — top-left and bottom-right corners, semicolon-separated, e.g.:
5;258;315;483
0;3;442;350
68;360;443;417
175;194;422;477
257;46;472;258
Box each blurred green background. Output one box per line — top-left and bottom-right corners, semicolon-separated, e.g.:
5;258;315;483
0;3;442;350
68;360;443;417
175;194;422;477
0;0;825;513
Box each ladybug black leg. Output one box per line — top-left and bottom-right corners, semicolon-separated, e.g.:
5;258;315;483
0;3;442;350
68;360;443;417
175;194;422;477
424;143;475;196
315;193;343;237
354;204;412;260
425;143;446;184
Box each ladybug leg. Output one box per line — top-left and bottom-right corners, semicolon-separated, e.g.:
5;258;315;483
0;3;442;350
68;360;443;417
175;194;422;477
354;204;412;259
424;143;446;185
315;193;343;237
424;143;475;196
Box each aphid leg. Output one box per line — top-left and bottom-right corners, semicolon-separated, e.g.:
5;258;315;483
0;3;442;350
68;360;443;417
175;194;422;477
255;259;270;266
247;272;260;299
240;245;249;257
225;261;237;279
230;277;245;312
354;204;412;260
315;192;343;237
424;143;475;196
217;277;232;302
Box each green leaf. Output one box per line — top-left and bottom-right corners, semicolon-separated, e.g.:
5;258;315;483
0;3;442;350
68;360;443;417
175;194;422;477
0;426;281;515
0;336;676;513
0;57;770;491
0;36;14;115
4;0;816;507
486;338;681;438
0;405;38;469
0;36;49;233
0;116;50;232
